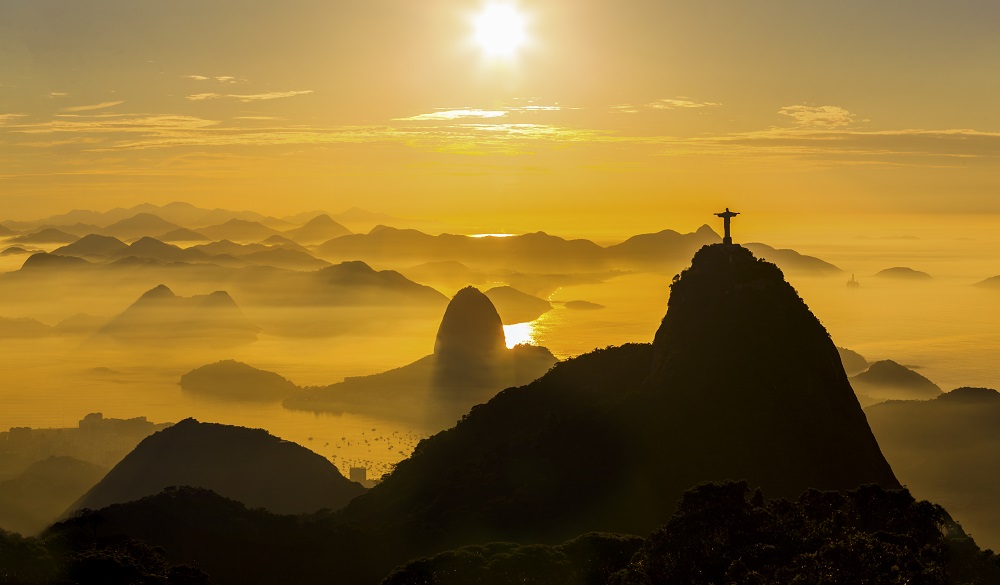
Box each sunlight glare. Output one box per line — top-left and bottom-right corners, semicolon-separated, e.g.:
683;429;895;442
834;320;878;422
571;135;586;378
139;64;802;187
474;4;527;58
503;322;535;348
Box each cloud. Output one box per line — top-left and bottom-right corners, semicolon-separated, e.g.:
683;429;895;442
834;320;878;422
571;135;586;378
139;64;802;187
185;75;241;83
232;90;313;102
60;101;125;113
397;109;508;121
0;114;27;124
186;93;224;101
610;104;640;114
778;105;855;128
186;90;313;102
48;92;69;98
18;137;103;148
646;98;722;110
12;115;220;135
510;105;562;112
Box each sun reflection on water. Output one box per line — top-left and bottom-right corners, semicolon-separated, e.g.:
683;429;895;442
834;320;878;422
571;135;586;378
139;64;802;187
503;321;535;348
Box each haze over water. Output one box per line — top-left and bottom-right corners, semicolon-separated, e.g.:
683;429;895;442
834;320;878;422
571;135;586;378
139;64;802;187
2;217;998;481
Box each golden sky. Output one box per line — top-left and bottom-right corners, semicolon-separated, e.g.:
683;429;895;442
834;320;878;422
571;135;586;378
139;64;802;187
1;0;999;233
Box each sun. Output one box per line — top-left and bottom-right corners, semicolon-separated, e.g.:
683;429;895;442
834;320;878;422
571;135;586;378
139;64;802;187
474;4;527;58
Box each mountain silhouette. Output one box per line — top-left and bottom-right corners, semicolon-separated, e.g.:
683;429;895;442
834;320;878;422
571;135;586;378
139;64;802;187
189;239;266;256
9;228;79;245
284;287;556;425
100;213;182;240
156;227;210;242
973;275;1000;288
98;284;258;344
282;214;352;245
239;247;331;270
866;386;1000;550
307;261;448;306
52;234;130;258
335;244;897;549
433;286;507;358
646;244;897;498
260;234;311;251
837;346;870;376
875;266;933;280
68;419;366;516
604;224;720;266
1;246;32;256
850;359;942;403
0;316;52;338
198;219;280;242
484;286;552;324
315;225;840;275
743;242;842;274
181;360;300;401
19;252;90;271
0;456;106;536
317;226;606;271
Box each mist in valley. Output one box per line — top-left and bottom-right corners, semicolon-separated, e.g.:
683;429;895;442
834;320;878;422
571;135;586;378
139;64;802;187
1;203;1000;582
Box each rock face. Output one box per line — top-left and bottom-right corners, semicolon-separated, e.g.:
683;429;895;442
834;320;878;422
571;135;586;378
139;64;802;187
647;244;899;497
433;286;507;359
69;419;366;516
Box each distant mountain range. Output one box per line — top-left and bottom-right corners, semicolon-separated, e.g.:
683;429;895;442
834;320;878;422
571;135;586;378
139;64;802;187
315;224;842;275
2;203;846;279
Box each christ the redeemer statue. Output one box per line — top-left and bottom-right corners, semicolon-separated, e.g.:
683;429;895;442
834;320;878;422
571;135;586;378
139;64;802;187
715;208;740;245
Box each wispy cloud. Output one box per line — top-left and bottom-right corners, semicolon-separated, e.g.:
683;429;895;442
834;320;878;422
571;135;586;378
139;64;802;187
396;104;565;121
60;101;125;113
18;137;103;148
510;105;562;112
646;97;722;110
185;75;241;83
397;109;507;121
611;97;721;114
48;92;69;98
778;105;855;128
13;115;220;135
0;114;27;124
186;90;313;102
186;93;223;101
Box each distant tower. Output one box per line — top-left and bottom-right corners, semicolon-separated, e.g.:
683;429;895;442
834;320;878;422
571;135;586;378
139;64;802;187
714;208;740;245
